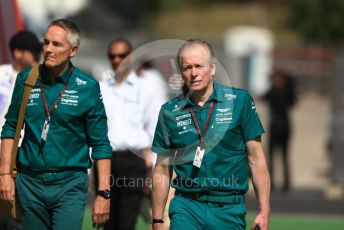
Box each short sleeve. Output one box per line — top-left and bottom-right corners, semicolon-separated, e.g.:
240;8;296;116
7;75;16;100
240;92;265;142
151;108;173;155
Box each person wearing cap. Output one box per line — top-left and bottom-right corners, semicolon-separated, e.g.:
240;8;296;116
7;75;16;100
151;39;270;230
0;19;112;229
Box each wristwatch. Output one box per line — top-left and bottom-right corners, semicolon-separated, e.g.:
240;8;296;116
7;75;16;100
97;190;111;199
151;218;164;224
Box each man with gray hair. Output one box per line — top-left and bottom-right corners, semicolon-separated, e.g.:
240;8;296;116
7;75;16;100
151;39;270;230
0;19;112;229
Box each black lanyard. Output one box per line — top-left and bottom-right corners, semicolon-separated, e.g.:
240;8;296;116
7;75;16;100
40;64;74;120
190;102;214;149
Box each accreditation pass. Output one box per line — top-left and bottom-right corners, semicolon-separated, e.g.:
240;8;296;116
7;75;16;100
41;118;50;141
193;146;205;168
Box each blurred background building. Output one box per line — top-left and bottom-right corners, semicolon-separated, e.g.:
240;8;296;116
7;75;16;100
1;0;344;229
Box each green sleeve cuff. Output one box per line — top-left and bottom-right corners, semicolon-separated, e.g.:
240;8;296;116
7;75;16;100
91;151;112;159
243;128;265;142
91;142;112;159
0;131;15;139
151;145;172;156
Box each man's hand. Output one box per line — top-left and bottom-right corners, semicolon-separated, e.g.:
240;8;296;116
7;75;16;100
92;196;110;228
251;211;269;230
93;158;111;228
0;174;15;201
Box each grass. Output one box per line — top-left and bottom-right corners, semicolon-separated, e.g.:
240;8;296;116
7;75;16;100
82;208;344;230
246;213;344;230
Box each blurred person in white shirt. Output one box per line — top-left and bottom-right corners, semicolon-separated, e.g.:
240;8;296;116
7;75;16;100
0;30;42;230
136;61;170;167
98;38;160;230
0;31;42;133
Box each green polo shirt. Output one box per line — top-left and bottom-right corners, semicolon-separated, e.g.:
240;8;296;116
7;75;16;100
1;64;112;172
152;80;264;195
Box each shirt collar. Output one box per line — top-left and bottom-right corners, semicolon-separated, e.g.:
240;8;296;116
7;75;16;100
126;72;138;85
110;71;138;86
41;62;73;84
59;64;72;83
213;80;225;102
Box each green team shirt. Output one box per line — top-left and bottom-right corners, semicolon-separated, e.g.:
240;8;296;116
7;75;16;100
152;80;265;195
1;64;112;172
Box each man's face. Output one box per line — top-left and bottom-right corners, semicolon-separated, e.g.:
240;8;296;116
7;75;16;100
272;74;286;89
14;49;36;69
108;42;130;71
180;45;215;92
43;25;77;68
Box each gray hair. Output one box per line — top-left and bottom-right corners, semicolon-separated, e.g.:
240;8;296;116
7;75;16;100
48;19;80;46
177;38;215;70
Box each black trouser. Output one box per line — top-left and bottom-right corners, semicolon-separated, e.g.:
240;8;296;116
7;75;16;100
104;150;146;230
268;132;290;192
0;215;22;230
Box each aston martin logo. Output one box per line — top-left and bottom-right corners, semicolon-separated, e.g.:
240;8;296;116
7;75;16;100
217;108;231;113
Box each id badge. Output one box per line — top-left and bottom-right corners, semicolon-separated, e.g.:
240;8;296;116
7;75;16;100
41;119;50;141
193;146;205;168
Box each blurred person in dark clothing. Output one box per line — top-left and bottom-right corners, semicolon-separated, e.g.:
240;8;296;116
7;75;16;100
263;71;296;192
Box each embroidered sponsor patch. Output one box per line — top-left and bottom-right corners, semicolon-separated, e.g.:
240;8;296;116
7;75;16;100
75;77;87;85
29;93;39;99
61;97;78;106
27;90;40;106
65;90;78;94
175;113;191;121
61;91;79;106
217;108;231;113
215;112;233;124
224;93;237;100
177;119;191;127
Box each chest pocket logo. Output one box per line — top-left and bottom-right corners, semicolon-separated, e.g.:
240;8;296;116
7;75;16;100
177;119;191;127
27;88;41;106
61;91;79;106
215;107;232;124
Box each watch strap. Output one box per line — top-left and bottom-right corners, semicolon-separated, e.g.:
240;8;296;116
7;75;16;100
151;218;164;224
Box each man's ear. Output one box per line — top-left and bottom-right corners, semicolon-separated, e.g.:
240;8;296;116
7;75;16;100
211;62;216;76
69;45;79;58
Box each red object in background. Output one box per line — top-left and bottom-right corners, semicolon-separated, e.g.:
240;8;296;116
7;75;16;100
0;0;24;64
14;0;24;31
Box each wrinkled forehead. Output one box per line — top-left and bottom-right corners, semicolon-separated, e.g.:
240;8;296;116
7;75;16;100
44;25;68;41
46;24;68;34
180;44;212;65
